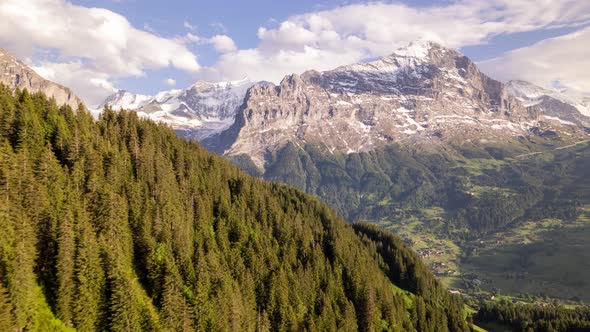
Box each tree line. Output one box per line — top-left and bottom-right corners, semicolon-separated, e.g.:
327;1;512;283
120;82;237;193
475;300;590;332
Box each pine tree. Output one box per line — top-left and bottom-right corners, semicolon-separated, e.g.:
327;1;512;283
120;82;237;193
56;209;75;325
108;270;143;332
0;280;16;331
72;215;104;331
9;208;37;329
160;259;194;332
359;286;377;332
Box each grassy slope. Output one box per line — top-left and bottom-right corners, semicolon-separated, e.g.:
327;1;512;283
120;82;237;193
462;208;590;301
372;142;590;301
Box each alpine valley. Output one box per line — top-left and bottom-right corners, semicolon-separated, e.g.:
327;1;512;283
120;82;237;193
104;41;590;304
0;36;588;331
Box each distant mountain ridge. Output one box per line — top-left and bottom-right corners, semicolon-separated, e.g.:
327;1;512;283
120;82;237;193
99;78;254;139
507;80;590;127
0;47;82;109
97;41;589;169
202;41;588;169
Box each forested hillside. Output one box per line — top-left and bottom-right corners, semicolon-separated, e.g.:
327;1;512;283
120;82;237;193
0;85;469;331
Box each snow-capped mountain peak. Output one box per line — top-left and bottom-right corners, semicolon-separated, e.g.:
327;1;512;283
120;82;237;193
99;78;255;139
390;40;438;59
506;80;556;105
189;77;251;92
507;80;590;120
101;90;153;110
329;40;444;76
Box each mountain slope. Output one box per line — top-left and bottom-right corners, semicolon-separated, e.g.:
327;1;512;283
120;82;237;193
204;41;586;169
0;47;82;109
0;85;470;331
99;78;253;140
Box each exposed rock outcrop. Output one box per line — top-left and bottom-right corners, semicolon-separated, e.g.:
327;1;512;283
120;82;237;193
0;47;82;109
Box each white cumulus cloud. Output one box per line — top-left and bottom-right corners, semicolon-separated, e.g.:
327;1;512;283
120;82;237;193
208;35;237;53
0;0;200;106
163;78;177;86
178;32;237;54
478;26;590;94
202;0;590;87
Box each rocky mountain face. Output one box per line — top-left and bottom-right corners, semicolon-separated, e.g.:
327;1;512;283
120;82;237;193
507;80;590;127
204;41;587;169
99;78;253;139
0;47;82;109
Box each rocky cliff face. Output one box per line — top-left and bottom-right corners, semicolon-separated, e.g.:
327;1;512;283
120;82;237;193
205;41;584;169
100;78;253;140
0;48;82;109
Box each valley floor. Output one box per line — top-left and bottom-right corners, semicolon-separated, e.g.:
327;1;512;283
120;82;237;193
376;204;590;303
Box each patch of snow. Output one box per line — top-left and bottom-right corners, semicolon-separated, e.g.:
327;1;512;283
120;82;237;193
259;127;273;134
395;107;414;113
160;101;181;113
434;114;478;125
154;89;182;103
403;114;425;130
541;115;576;126
402;128;417;135
337;81;356;87
357;121;373;133
490;124;508;130
575;102;590;118
444;69;467;85
392;40;431;59
336;100;352;106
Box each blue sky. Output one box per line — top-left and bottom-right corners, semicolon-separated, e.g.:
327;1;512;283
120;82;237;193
70;0;397;94
76;0;579;59
1;0;589;106
81;0;579;94
73;0;346;92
